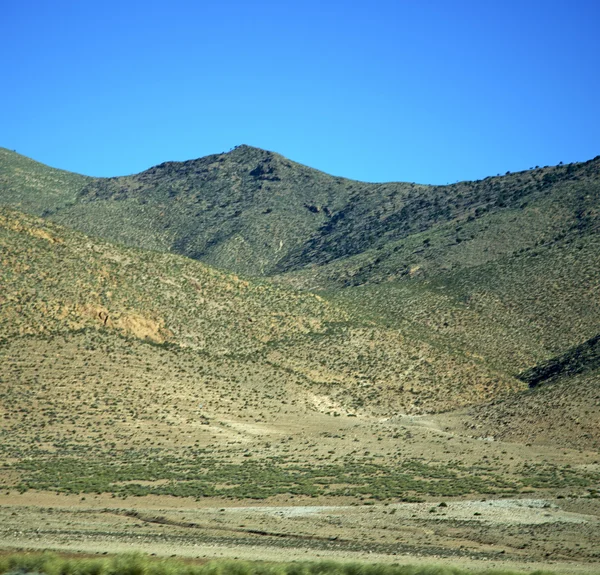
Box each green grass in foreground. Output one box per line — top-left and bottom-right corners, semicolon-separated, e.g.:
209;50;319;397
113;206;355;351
0;552;563;575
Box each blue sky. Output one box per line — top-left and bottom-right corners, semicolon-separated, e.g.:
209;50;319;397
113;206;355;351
2;0;599;184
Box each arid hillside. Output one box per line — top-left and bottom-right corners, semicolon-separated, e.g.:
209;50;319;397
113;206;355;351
0;206;524;418
1;156;599;569
2;146;598;284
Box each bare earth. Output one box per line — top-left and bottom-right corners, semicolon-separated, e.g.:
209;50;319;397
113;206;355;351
1;491;599;574
2;335;599;574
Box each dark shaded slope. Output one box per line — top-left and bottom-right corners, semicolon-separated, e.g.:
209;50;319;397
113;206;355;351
519;334;600;388
445;337;600;451
276;157;600;286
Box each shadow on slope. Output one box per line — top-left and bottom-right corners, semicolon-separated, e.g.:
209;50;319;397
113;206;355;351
450;337;600;450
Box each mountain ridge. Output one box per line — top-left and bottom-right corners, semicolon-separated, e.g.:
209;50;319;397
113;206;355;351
2;145;599;379
3;145;598;281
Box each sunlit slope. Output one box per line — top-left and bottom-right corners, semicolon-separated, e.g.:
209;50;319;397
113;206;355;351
0;207;522;414
0;207;338;353
2;208;597;503
1;147;597;413
0;329;330;460
0;147;91;214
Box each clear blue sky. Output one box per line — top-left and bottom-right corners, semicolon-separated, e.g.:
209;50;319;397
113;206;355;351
2;0;599;184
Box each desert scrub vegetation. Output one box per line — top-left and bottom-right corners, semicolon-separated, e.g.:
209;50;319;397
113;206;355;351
325;224;600;376
0;206;530;416
3;145;598;285
462;363;600;450
275;157;600;287
0;552;563;575
11;449;598;500
0;206;344;355
0;147;90;215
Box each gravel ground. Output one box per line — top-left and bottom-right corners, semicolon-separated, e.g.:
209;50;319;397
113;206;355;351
1;493;599;573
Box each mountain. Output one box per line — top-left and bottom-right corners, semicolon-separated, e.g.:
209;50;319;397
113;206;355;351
1;206;544;500
3;145;597;285
1;145;599;390
2;145;362;274
278;157;600;288
324;218;600;376
1;147;600;511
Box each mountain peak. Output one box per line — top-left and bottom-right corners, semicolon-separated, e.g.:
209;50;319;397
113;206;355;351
225;144;278;160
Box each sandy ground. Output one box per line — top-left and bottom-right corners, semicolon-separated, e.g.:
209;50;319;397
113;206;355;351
3;336;600;575
1;492;599;574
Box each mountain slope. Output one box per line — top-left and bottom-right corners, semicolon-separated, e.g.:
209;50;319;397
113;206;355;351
44;145;360;274
1;162;599;504
277;158;600;288
0;206;522;417
2;206;553;503
0;147;90;214
0;205;340;354
2;146;598;393
326;223;600;375
3;145;597;284
302;163;600;376
450;336;600;450
519;333;600;388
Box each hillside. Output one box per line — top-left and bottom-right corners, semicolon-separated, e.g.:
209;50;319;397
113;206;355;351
1;146;599;437
2;146;598;285
2;206;569;505
0;206;524;423
0;206;339;355
325;220;600;375
279;157;600;287
3;208;599;515
1;145;360;273
448;336;600;450
518;333;600;388
0;147;90;214
298;160;600;375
